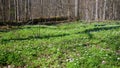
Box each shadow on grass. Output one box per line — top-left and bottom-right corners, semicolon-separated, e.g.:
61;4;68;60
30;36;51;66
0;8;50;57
85;25;120;32
0;30;9;32
21;26;58;30
76;25;120;39
0;34;70;44
1;25;120;43
0;25;59;33
0;26;23;33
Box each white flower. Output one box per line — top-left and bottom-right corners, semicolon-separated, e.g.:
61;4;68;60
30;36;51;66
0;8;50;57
102;60;106;64
69;58;74;62
117;58;120;60
66;58;74;62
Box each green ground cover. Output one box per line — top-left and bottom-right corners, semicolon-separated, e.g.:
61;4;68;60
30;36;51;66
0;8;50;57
0;21;120;68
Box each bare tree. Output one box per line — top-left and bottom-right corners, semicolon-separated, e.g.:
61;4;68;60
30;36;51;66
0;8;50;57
95;0;99;21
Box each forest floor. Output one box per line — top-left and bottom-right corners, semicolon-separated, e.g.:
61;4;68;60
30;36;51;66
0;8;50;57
0;21;120;68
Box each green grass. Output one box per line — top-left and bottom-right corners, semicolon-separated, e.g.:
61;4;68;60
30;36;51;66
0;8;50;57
0;21;120;68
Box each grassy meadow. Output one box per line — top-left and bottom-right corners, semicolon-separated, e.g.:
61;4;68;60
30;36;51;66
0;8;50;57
0;21;120;68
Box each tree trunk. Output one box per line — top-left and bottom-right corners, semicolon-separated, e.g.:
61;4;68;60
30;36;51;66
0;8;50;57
95;0;98;21
75;0;79;19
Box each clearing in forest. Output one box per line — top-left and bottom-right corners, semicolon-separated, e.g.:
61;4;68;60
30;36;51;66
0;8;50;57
0;21;120;68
